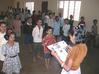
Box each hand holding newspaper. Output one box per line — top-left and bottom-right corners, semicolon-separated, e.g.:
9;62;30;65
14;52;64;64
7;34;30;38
47;41;70;73
47;41;68;62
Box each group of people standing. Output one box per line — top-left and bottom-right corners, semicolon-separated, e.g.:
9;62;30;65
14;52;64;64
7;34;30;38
0;21;21;74
0;8;98;74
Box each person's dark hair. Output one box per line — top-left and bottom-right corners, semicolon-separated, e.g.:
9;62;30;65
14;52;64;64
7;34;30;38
46;26;53;32
14;14;20;19
6;27;13;33
80;16;84;20
4;28;15;40
4;34;9;40
93;19;98;23
25;17;31;22
43;26;53;38
70;15;73;19
4;32;16;40
64;18;69;21
33;10;36;14
36;18;42;24
55;16;59;20
68;29;75;37
49;13;52;16
67;29;75;44
28;10;30;13
52;12;55;16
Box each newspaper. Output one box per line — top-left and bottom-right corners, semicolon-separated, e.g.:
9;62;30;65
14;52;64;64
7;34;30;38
47;41;68;62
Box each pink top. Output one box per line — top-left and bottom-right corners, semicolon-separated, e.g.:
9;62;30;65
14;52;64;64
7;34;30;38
12;20;22;32
42;35;56;53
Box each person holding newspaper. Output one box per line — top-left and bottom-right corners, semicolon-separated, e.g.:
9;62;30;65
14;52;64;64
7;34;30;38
51;29;88;74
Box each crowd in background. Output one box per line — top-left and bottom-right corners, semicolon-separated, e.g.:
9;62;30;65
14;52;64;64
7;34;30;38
0;6;98;74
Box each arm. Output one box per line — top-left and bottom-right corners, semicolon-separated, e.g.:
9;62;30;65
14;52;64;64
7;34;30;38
51;51;63;65
51;50;72;71
17;42;20;54
61;47;73;71
52;36;56;43
1;44;6;61
32;28;35;37
42;36;48;46
62;57;73;71
62;26;64;31
1;44;6;56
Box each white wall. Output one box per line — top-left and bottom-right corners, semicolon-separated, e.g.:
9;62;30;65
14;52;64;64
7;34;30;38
13;0;41;12
48;0;59;15
80;0;99;33
13;0;25;8
34;0;42;12
0;0;14;12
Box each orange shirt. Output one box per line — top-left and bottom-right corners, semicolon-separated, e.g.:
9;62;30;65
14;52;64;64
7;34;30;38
67;43;87;70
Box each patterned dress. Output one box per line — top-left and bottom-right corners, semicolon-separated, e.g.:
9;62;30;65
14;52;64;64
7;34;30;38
75;25;86;43
1;42;22;74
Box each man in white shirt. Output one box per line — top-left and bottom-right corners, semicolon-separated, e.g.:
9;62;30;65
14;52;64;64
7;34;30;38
32;19;43;61
0;21;7;72
62;19;70;42
48;13;54;28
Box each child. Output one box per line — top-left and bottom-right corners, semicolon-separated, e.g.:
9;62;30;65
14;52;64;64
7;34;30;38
1;31;22;74
42;27;56;69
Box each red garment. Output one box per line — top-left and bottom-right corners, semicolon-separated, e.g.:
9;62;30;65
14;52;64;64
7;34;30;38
42;35;56;53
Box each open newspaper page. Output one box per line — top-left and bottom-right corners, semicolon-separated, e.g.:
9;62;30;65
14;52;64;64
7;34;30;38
47;41;69;73
47;41;68;62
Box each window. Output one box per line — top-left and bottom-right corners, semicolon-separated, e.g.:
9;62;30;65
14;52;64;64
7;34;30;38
59;1;64;8
59;1;81;21
26;2;34;14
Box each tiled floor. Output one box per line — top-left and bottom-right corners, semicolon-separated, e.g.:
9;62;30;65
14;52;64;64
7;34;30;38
19;37;99;74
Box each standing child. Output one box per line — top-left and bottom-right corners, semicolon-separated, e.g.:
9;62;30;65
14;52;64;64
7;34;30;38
42;27;56;69
1;31;22;74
